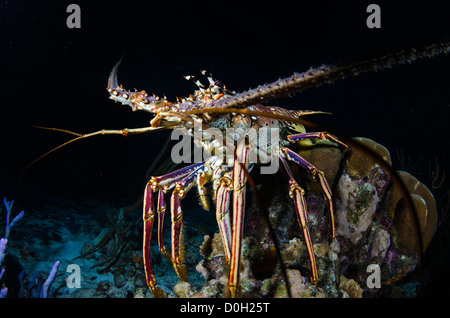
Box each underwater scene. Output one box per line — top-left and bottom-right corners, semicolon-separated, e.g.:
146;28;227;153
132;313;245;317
1;1;450;303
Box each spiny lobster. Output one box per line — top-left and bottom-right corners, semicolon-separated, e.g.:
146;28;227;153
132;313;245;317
25;41;449;297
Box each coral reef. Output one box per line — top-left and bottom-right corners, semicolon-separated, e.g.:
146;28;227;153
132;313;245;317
0;198;59;298
0;192;207;298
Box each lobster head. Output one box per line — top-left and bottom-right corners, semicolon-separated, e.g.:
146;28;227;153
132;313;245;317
106;60;232;130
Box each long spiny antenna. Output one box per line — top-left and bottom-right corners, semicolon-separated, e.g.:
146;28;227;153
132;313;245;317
212;41;450;110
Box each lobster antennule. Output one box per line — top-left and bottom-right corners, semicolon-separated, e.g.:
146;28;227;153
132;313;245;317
296;110;332;117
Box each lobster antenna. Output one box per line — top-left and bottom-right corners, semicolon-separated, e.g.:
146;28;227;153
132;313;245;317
19;132;86;179
212;40;450;110
20;125;162;179
19;107;212;181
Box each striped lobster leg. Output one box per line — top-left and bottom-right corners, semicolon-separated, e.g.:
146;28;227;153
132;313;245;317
286;132;347;239
215;171;233;262
142;161;205;297
142;184;165;297
283;133;346;239
287;131;347;151
156;189;171;261
278;155;318;284
227;138;250;298
170;166;206;282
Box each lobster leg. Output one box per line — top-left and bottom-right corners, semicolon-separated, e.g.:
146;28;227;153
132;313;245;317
227;138;249;298
142;183;165;297
157;189;171;262
151;161;205;188
215;171;233;261
170;164;208;282
142;161;206;297
279;156;318;284
282;147;337;239
171;187;188;282
287;131;348;151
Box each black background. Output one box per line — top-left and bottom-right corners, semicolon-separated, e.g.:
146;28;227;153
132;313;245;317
0;0;449;297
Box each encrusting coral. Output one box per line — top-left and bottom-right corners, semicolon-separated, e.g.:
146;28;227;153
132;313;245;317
389;171;438;255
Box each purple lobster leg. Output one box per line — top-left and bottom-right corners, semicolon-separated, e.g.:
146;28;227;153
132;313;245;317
157;189;171;262
170;164;207;282
278;155;318;284
142;161;205;297
215;171;233;262
227;139;250;298
282;147;338;239
151;161;205;188
170;190;187;282
287;131;348;150
142;183;165;297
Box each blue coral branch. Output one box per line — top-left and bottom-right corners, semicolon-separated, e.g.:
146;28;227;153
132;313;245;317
1;197;24;298
0;238;6;265
3;198;24;239
0;232;7;298
1;198;61;298
41;261;60;298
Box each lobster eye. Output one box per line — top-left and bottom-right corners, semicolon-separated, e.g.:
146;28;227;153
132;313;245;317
214;80;223;88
